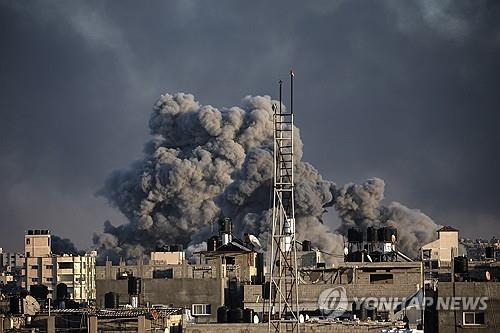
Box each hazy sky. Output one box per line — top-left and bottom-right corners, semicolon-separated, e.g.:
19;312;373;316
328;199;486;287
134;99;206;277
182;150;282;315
1;0;499;251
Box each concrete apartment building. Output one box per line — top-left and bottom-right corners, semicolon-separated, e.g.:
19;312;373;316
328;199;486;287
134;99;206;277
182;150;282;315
422;226;461;270
23;230;97;302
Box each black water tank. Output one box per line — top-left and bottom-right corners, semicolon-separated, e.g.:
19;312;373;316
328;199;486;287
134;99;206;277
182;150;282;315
366;227;378;242
377;228;387;242
128;276;141;295
228;307;244;323
454;256;468;273
207;236;219;252
243;308;254;323
302;240;312;252
9;296;21;314
104;292;119;308
219;217;232;234
347;228;363;242
262;282;276;300
56;283;68;300
256;252;265;285
485;247;495;259
30;285;49;300
378;227;397;242
217;306;228;323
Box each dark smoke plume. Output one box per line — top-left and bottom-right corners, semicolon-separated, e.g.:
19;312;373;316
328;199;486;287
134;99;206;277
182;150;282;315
95;93;438;262
51;235;81;255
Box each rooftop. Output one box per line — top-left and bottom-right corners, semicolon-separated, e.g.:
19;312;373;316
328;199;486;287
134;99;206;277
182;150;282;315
437;226;459;233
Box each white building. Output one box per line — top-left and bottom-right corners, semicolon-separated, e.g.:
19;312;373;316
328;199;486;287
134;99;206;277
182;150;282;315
23;230;96;303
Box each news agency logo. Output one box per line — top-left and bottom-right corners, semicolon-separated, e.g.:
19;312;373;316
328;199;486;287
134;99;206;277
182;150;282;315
317;286;348;318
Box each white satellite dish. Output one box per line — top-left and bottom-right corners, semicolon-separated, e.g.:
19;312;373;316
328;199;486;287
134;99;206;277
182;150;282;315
248;234;262;249
23;295;40;316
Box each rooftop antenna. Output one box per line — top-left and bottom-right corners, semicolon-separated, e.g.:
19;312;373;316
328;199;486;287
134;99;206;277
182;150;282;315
267;69;300;333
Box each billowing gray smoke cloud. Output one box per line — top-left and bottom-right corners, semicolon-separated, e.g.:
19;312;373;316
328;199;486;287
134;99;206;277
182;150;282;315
96;93;437;263
333;178;440;258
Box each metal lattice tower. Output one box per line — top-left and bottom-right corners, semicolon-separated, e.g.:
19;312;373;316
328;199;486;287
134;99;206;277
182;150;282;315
267;71;300;333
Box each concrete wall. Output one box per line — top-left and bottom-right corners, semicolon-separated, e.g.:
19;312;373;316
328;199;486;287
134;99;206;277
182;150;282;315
245;263;422;315
184;323;402;333
96;278;223;322
435;282;500;333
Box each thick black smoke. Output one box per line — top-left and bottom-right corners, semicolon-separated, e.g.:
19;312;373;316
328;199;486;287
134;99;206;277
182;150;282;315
95;93;437;262
51;235;81;256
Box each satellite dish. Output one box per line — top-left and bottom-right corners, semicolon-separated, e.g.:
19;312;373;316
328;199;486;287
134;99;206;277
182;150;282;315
248;234;262;249
23;295;40;316
485;271;491;281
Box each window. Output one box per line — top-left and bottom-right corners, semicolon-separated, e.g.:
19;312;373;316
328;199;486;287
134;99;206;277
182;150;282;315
46;278;53;282
463;312;485;325
191;304;212;316
370;273;393;284
58;262;73;269
46;265;53;269
26;239;30;245
26;252;30;257
31;278;38;282
31;265;39;269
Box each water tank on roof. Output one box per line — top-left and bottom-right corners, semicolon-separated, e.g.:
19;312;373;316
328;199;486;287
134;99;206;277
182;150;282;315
228;308;244;323
302;240;312;252
243;308;254;323
128;276;141;295
378;227;397;242
104;292;119;309
56;283;68;300
485;247;495;259
10;296;21;314
30;285;48;300
347;228;363;242
218;217;232;234
454;256;468;274
217;306;228;323
366;227;378;242
207;236;219;252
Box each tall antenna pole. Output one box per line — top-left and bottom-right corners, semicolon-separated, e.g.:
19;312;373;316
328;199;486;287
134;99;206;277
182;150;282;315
267;70;300;333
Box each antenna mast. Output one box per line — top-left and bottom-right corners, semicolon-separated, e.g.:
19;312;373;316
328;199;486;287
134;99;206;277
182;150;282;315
268;70;300;333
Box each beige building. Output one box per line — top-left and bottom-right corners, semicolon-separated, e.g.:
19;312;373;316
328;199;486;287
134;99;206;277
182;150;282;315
23;230;96;302
150;250;185;265
422;226;460;269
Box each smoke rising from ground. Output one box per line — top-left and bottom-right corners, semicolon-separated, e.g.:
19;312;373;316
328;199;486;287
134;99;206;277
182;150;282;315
95;93;438;262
